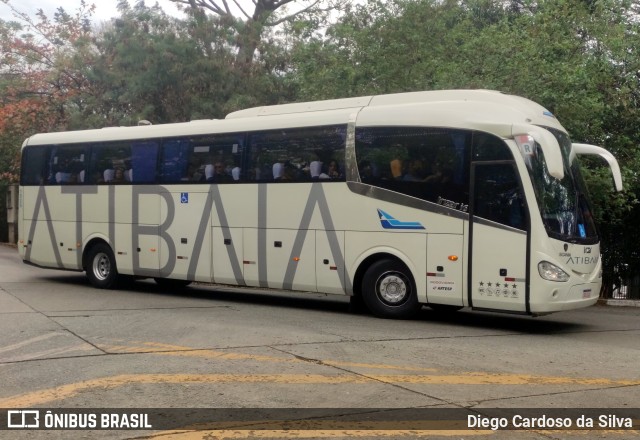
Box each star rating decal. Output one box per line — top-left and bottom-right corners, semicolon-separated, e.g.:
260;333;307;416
478;281;520;299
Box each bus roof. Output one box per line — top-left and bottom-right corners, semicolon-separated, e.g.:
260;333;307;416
23;90;567;147
22;108;359;147
227;89;566;132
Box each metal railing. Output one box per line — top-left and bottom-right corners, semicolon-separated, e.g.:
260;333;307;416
607;273;640;300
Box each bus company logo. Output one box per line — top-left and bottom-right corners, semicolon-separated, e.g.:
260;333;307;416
566;255;599;265
377;209;425;230
7;410;40;428
584;247;592;254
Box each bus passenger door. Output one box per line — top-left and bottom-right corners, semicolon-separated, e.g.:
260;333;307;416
469;162;529;313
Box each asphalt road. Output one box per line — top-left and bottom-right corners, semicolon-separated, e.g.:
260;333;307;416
0;243;639;439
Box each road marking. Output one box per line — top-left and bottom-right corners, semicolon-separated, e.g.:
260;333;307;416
144;429;492;438
0;332;97;363
0;333;62;354
0;344;95;363
100;340;439;373
1;372;639;408
143;428;640;439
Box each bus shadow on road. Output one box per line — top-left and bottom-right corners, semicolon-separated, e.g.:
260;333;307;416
39;273;353;314
420;307;588;334
39;273;588;335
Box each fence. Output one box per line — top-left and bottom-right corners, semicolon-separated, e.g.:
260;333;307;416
609;273;640;300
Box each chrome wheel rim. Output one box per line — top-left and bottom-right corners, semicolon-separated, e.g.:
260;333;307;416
376;271;409;305
92;252;111;281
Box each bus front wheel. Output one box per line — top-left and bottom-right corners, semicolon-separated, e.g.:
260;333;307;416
362;259;420;319
86;243;119;289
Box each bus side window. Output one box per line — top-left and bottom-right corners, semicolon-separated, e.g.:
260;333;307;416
354;126;470;206
473;132;513;161
473;164;527;230
88;143;132;184
131;141;158;183
49;145;89;185
247;125;346;183
20;146;50;185
159;139;190;183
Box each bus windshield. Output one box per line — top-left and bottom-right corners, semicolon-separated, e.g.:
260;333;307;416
523;127;598;244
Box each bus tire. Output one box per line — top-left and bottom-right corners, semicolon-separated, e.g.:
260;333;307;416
154;278;192;289
86;243;119;289
362;259;420;319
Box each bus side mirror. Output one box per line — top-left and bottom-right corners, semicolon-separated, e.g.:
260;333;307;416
571;143;623;192
512;124;565;181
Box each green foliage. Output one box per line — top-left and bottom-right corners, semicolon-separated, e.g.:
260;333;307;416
0;0;95;182
66;0;298;125
69;1;236;125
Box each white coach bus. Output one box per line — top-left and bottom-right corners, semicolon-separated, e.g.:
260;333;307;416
18;90;623;318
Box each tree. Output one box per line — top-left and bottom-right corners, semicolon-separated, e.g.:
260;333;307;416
171;0;346;67
0;0;95;182
74;0;299;124
72;0;240;125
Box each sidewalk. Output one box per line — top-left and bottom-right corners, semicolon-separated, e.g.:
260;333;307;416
600;298;640;308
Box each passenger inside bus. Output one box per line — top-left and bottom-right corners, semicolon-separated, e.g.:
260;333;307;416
390;158;403;180
326;160;342;179
186;161;204;182
55;171;72;183
359;160;375;182
103;169;115;183
112;167;126;183
273;162;284;180
310;160;323;179
403;159;426;181
424;160;453;184
207;161;233;183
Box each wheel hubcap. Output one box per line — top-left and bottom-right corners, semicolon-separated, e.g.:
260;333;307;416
377;271;408;305
92;252;110;281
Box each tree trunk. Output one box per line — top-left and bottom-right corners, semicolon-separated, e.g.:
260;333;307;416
234;20;264;67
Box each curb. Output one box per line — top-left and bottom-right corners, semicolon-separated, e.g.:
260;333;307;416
598;299;640;308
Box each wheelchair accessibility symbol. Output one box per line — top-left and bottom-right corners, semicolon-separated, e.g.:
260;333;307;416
180;192;189;204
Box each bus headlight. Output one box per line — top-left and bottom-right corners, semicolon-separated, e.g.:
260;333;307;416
538;261;570;282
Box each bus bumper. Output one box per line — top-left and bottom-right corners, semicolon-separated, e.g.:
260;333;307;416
530;282;600;314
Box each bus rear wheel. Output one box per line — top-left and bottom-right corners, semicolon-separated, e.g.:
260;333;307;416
362;259;420;319
86;243;119;289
